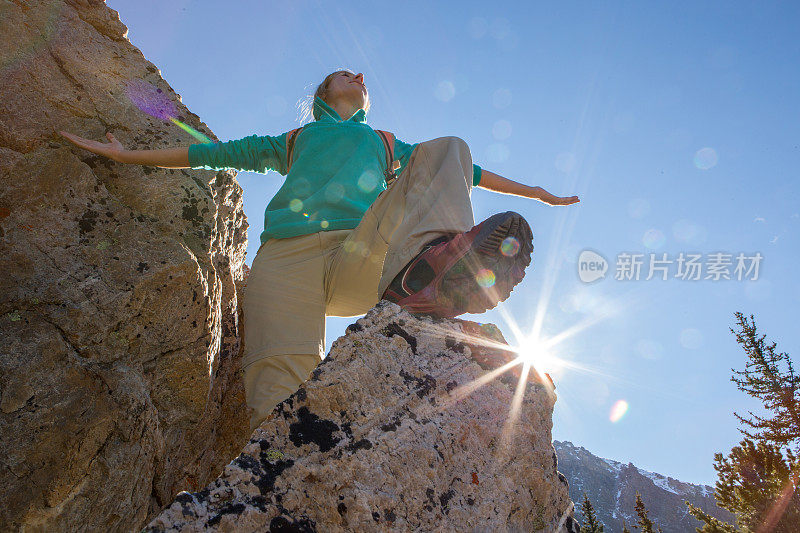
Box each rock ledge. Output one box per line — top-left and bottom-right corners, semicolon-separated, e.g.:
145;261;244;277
146;302;577;532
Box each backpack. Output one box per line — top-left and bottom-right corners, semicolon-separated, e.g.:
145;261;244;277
285;126;402;185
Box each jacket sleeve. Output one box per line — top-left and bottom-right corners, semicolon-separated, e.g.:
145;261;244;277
393;137;482;186
187;132;289;175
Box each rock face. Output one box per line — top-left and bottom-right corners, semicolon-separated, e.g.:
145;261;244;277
0;2;577;531
1;1;250;530
146;302;578;532
554;440;735;532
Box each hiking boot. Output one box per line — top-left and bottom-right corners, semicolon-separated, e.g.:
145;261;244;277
381;211;533;318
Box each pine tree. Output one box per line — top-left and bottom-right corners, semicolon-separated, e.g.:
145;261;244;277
579;493;604;532
683;503;738;533
728;313;800;451
633;492;662;533
710;439;800;532
686;312;800;532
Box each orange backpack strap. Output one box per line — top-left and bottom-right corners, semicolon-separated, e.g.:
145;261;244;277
375;130;400;184
285;127;303;173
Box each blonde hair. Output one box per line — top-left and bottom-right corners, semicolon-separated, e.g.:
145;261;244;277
296;69;371;125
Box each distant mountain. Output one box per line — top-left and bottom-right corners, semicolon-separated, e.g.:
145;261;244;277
554;441;735;532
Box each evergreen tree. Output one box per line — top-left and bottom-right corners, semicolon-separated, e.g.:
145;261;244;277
633;492;662;533
579;492;604;533
683;503;738;533
686;312;800;532
712;439;799;532
728;313;800;451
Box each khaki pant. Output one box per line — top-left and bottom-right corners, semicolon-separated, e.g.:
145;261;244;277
242;136;476;432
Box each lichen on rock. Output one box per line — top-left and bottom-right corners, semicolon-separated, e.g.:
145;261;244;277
145;302;576;532
0;1;251;530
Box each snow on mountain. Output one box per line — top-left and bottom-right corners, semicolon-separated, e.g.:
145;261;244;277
554;440;735;533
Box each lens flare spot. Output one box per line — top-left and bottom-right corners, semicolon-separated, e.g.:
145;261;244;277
357;171;378;192
694;147;718;170
492;88;512;109
500;236;520;257
325;183;345;203
486;143;510;163
125;80;211;142
609;400;629;423
321;220;329;229
555;152;577;173
628;198;651;219
468;17;488;39
492;120;512;140
636;339;664;360
302;212;309;218
126;79;176;121
642;228;666;249
680;328;704;349
672;219;707;246
289;199;303;212
169;118;212;143
435;81;456;102
476;268;496;288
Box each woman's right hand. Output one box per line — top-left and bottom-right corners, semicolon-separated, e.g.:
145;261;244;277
59;131;128;163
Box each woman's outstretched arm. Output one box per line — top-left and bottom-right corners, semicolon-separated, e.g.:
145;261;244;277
476;168;580;206
59;131;190;168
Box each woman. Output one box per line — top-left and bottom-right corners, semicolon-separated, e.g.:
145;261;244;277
60;69;580;432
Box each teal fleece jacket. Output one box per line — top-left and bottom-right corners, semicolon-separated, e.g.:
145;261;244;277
188;96;482;244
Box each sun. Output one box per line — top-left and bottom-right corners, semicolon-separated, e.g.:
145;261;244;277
514;337;565;377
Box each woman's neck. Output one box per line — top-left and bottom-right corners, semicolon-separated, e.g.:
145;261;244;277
326;99;361;121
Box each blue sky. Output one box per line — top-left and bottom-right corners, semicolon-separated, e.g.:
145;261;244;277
107;0;799;487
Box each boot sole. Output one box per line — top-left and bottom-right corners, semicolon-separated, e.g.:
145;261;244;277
440;211;533;316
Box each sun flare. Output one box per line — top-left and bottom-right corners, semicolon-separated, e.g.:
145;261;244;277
515;337;565;377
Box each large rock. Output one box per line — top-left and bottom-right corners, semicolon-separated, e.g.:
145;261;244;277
0;0;251;530
145;302;578;532
0;2;576;531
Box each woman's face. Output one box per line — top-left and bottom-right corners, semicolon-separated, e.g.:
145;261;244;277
324;71;368;110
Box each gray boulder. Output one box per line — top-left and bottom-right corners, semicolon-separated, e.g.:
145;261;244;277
145;302;577;532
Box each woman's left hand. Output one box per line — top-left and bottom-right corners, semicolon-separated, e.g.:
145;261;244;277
545;194;580;206
476;169;581;205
